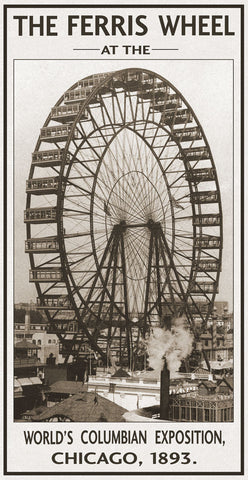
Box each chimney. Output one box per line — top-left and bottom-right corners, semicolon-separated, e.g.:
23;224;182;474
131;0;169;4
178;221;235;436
160;359;170;420
25;304;31;333
159;313;172;420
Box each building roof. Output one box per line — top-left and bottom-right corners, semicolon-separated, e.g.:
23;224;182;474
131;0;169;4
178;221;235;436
15;339;41;350
217;377;234;390
209;359;233;370
48;381;86;395
21;405;48;418
135;369;160;380
111;368;130;378
32;392;127;422
192;367;209;374
16;377;43;387
198;380;217;389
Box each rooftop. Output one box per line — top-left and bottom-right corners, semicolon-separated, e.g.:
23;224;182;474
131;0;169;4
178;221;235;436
15;339;41;350
111;368;130;378
32;392;127;422
198;380;217;388
47;380;86;395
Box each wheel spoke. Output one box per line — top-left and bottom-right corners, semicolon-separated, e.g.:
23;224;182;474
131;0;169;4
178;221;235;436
26;68;222;368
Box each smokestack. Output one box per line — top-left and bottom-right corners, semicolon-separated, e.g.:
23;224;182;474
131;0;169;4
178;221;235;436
25;304;31;332
147;318;193;420
160;314;171;420
160;360;170;420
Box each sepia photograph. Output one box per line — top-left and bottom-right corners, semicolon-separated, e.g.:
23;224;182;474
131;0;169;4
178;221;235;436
14;61;234;424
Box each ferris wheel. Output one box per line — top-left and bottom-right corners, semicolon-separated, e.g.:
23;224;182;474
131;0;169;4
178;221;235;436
25;68;222;367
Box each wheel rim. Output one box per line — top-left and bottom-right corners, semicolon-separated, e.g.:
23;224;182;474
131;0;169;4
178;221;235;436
25;68;222;365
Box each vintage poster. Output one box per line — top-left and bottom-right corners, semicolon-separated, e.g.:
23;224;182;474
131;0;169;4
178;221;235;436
2;0;246;478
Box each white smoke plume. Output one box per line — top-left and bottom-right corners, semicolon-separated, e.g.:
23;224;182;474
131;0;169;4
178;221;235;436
147;317;193;376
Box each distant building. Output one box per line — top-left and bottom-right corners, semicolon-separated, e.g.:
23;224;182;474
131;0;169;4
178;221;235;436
214;301;229;317
200;332;233;362
201;306;233;362
169;377;233;422
208;305;233;330
124;377;233;423
14;303;62;364
88;371;198;411
14;339;44;419
14;302;65;419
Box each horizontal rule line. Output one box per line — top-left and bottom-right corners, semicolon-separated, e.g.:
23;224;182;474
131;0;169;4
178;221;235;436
152;48;179;51
73;48;100;51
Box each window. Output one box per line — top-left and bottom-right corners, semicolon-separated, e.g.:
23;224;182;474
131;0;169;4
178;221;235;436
191;408;196;421
37;339;41;345
172;406;179;419
198;409;203;421
210;410;216;422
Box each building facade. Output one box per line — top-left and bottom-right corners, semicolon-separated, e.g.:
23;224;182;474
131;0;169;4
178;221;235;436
14;303;62;364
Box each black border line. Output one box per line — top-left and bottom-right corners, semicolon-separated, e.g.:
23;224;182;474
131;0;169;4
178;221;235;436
240;3;244;476
3;3;244;477
3;3;8;478
2;3;245;7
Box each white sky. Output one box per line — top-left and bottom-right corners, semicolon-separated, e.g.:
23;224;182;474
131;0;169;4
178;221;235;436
14;59;233;308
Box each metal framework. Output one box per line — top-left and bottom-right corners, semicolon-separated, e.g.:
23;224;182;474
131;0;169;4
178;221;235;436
25;68;222;367
169;394;233;422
